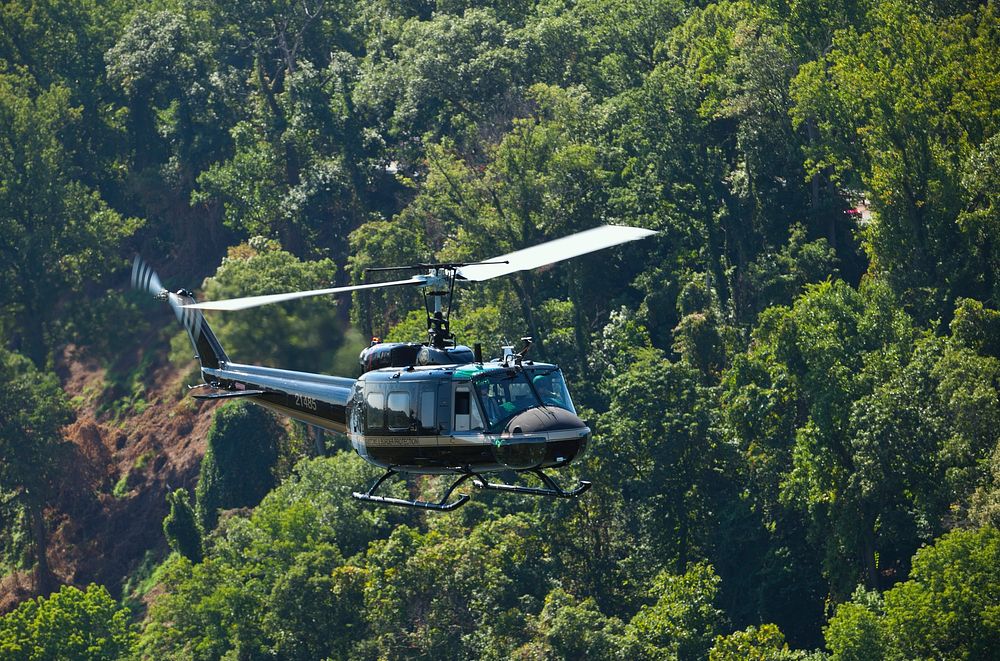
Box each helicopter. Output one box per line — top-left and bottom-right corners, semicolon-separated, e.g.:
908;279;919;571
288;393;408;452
133;225;655;511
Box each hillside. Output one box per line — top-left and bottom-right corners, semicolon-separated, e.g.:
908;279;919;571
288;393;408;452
1;0;999;658
0;340;214;613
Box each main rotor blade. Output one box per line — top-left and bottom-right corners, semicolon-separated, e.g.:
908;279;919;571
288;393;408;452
183;277;424;311
456;225;656;282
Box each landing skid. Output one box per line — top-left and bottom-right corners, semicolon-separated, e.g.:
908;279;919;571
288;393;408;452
352;468;591;511
474;469;592;499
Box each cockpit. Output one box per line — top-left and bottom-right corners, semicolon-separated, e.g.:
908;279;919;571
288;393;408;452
350;365;578;438
471;368;575;433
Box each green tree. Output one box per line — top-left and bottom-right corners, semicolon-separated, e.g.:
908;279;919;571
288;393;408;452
0;72;140;364
723;279;939;594
825;527;1000;660
791;1;1000;320
824;588;888;661
883;526;1000;660
522;0;686;96
347;217;429;340
195;400;282;532
710;623;810;660
137;555;246;660
139;452;398;658
103;6;236;228
0;0;130;177
0;349;72;592
598;347;723;573
930;336;1000;520
593;57;732;330
190;0;371;257
745;224;839;317
163;488;202;563
533;587;624;660
971;441;1000;528
623;562;725;661
408;87;620;363
356;8;525;149
363;514;550;659
106;10;200;173
672;279;727;380
262;546;368;660
196;238;343;371
0;584;137;660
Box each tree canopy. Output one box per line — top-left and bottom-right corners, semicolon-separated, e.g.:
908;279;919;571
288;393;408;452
1;0;998;657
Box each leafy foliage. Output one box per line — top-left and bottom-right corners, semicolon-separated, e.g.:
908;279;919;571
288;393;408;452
0;349;73;588
195;400;282;531
623;562;725;660
163;489;202;563
197;239;343;371
2;0;1000;658
825;527;1000;660
0;72;141;364
0;584;137;660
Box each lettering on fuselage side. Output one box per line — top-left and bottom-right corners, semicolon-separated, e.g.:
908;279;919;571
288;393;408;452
362;435;440;447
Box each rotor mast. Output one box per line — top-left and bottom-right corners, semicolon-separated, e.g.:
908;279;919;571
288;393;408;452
425;267;456;349
365;261;504;350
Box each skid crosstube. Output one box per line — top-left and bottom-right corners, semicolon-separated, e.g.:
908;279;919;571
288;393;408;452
352;470;474;512
352;467;591;511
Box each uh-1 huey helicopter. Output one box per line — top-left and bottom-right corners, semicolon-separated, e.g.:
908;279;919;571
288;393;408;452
133;225;655;511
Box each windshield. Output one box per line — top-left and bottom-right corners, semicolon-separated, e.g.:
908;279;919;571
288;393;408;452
472;367;575;432
473;370;539;432
526;368;575;414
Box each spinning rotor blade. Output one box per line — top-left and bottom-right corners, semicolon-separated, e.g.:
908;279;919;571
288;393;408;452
183;277;425;312
131;255;203;337
131;254;164;297
456;225;656;282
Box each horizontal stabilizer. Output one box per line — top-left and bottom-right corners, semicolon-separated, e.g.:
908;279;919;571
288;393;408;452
192;389;266;400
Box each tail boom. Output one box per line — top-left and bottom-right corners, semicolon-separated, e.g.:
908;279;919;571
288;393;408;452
199;363;355;434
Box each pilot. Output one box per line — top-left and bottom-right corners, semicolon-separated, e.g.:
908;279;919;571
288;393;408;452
533;375;563;407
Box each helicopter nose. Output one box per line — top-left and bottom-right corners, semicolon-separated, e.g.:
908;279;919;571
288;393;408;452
495;407;590;470
504;406;588;434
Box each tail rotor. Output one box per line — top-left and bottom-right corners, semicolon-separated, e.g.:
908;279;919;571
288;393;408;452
131;255;195;330
131;254;166;299
131;255;228;369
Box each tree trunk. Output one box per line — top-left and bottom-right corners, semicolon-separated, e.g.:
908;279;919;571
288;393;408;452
861;512;880;591
28;501;54;595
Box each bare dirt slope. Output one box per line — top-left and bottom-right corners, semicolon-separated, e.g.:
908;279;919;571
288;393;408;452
0;340;218;612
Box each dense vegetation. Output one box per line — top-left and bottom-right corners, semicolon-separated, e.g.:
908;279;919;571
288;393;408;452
1;0;999;658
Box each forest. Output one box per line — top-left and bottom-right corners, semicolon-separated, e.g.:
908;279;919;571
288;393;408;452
1;0;999;658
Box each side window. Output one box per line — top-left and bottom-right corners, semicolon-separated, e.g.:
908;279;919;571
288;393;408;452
386;391;411;431
420;389;436;432
349;388;364;433
455;390;470;415
455;388;471;431
454;387;484;432
366;392;384;430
